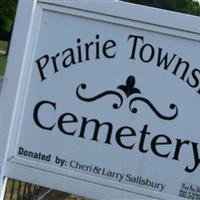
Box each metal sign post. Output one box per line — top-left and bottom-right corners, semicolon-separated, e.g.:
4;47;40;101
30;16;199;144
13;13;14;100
0;0;37;198
0;178;7;200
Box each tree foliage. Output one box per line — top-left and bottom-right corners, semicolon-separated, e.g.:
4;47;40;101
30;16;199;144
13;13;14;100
122;0;200;16
0;0;18;41
1;0;200;42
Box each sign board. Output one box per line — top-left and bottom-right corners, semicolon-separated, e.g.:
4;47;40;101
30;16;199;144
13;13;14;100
1;0;200;199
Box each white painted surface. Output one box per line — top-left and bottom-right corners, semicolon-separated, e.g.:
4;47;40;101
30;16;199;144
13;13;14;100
1;1;200;199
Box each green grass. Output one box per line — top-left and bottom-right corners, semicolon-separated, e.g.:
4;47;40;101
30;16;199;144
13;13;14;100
0;40;8;75
0;54;7;75
0;40;8;52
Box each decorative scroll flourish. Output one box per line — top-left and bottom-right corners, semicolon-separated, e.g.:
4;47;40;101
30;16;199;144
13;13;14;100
76;75;179;121
76;84;123;109
129;97;178;120
117;75;141;97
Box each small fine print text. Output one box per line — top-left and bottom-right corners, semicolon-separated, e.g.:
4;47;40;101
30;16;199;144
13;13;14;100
179;183;200;200
17;146;166;192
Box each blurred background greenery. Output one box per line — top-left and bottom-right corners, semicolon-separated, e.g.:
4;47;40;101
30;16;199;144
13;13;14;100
0;0;17;75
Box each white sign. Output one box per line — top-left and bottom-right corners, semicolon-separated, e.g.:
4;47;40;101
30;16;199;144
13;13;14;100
1;0;200;199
